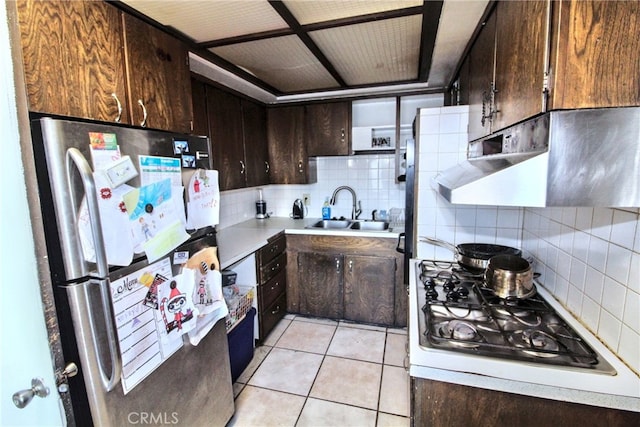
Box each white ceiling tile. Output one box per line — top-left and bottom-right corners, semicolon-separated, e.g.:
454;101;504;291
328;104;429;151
121;0;287;42
283;0;422;25
310;16;422;85
211;36;339;92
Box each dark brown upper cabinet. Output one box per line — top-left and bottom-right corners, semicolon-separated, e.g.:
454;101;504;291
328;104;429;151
241;99;270;188
16;0;129;123
267;106;317;185
305;101;351;156
465;0;639;141
122;13;193;134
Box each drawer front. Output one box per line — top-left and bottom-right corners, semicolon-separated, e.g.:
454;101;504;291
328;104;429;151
260;251;286;284
259;234;286;265
260;268;286;309
260;292;286;341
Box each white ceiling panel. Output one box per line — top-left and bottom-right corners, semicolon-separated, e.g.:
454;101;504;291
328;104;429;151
122;0;287;42
211;35;340;92
310;15;422;86
283;0;422;25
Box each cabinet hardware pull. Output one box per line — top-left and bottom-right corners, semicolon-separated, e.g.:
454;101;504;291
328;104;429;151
240;160;246;174
137;99;147;127
111;93;122;123
298;160;303;173
348;259;353;273
335;258;340;273
340;128;345;142
270;245;278;253
265;161;270;174
271;263;279;271
271;305;280;315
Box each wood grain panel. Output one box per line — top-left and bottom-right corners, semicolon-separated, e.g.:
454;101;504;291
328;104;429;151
551;0;640;109
190;77;209;136
205;85;245;190
297;252;343;319
468;11;496;140
17;0;128;122
122;13;192;133
241;99;270;187
411;377;640;427
344;255;395;325
267;106;312;184
305;101;351;156
493;0;548;132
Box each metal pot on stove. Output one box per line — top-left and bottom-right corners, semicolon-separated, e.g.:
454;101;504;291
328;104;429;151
419;236;522;273
484;254;535;299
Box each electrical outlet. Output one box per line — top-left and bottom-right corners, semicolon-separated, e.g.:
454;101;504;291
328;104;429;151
303;193;310;206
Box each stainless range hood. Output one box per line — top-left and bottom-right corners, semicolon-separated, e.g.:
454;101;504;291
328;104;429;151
433;107;640;207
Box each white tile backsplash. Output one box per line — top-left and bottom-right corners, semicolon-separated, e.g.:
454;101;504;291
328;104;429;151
523;207;640;375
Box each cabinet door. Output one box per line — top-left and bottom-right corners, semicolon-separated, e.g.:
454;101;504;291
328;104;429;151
305;102;351;156
206;86;245;190
17;0;128;122
297;252;343;319
267;106;314;184
190;78;209;136
343;255;395;325
551;0;640;109
122;13;192;133
242;99;270;187
492;0;548;132
468;11;496;141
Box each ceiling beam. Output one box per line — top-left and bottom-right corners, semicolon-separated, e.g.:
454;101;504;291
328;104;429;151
267;0;347;87
418;0;444;81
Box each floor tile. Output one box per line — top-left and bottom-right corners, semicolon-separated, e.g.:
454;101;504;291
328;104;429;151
262;318;291;346
248;347;323;395
339;320;387;332
228;385;305;427
384;332;407;367
327;326;386;363
236;344;271;384
275;320;336;354
297;398;377;427
387;327;408;335
295;316;339;326
310;356;381;410
378;365;410;417
377;412;410;427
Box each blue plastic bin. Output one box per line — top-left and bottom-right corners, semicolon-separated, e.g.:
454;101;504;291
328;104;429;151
227;307;256;383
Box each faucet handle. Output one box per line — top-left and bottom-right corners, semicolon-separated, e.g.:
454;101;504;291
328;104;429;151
355;201;362;219
371;209;377;221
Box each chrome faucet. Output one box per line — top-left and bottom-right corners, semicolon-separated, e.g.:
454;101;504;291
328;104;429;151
330;186;362;220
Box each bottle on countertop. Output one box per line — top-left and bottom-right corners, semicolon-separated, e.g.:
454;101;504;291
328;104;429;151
322;197;331;220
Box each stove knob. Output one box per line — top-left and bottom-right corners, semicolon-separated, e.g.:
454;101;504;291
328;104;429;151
455;286;470;297
443;280;455;291
423;277;436;288
446;290;460;302
425;288;438;300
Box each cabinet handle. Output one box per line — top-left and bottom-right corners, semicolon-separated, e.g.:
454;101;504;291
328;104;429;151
340;128;345;143
265;161;270;174
111;93;122;123
270;263;280;271
348;259;353;273
240;160;246;174
270;245;279;253
137;99;147;127
271;305;281;315
270;282;279;291
298;160;303;173
335;258;340;273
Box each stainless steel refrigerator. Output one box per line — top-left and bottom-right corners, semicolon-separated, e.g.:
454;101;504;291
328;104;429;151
29;116;234;426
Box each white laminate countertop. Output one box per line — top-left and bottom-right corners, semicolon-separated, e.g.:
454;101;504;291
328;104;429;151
216;217;401;268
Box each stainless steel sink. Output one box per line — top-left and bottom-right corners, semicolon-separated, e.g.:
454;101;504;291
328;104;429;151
350;221;390;231
309;219;352;229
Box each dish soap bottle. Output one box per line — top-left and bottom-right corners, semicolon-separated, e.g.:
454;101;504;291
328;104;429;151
322;197;331;220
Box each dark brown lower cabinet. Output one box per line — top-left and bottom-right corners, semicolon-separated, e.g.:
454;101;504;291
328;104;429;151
287;235;404;327
411;377;640;427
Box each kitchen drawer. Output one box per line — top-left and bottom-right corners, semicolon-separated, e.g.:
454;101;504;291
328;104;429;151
260;292;286;341
259;251;286;284
259;268;286;309
258;234;286;266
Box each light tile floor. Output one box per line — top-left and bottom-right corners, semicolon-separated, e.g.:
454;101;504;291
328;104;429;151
228;315;410;427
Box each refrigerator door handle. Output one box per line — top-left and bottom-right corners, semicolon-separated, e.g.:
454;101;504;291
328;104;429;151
66;148;121;391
